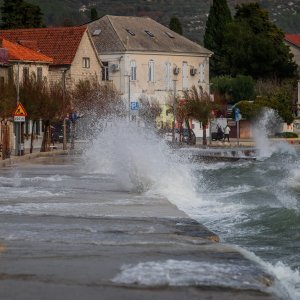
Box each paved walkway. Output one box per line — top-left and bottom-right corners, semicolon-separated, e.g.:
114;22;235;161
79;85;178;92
0;155;283;300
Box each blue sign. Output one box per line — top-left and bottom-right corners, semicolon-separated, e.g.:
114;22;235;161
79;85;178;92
69;112;78;122
233;108;242;122
130;102;139;110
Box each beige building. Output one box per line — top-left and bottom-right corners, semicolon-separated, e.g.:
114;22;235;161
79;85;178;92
285;34;300;73
0;45;9;87
88;15;212;128
284;34;300;115
0;26;102;88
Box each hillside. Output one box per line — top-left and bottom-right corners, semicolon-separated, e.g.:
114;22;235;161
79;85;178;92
0;0;299;44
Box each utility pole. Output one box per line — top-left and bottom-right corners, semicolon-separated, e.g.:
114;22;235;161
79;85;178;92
125;74;131;121
15;62;21;156
62;69;67;150
297;80;300;117
172;80;177;143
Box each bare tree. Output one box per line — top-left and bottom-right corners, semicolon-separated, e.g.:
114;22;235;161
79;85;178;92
72;79;125;119
138;96;162;127
183;86;216;145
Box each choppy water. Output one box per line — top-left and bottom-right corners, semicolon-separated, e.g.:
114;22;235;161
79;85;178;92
84;119;300;299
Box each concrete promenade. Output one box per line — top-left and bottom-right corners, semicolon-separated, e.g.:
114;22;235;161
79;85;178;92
0;154;286;300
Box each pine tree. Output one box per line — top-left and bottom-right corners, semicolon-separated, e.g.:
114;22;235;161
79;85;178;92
90;8;98;21
0;0;43;29
221;3;297;79
203;0;232;76
169;16;183;35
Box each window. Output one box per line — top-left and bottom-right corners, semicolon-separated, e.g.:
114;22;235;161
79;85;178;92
182;62;188;90
199;63;205;83
165;32;175;38
37;67;43;82
101;61;109;81
130;60;137;81
126;29;135;36
82;57;90;68
145;30;154;37
164;62;172;90
0;77;4;89
92;29;101;36
148;60;154;82
23;67;29;84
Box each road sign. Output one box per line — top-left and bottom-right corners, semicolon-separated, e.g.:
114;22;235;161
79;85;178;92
130;102;139;110
14;116;25;122
13;102;28;117
233;108;242;122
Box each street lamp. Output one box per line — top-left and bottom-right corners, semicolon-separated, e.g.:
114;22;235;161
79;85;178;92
172;79;177;143
125;74;131;121
61;68;68;150
297;80;300;117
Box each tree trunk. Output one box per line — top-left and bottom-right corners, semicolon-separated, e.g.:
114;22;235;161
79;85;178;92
185;118;191;143
40;120;50;152
203;124;207;145
70;121;75;150
30;120;35;154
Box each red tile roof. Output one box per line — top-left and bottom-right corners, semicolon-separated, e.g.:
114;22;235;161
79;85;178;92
0;26;87;65
0;38;53;63
284;34;300;48
0;48;9;65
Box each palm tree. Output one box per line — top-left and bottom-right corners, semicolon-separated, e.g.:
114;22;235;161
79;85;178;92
183;86;215;145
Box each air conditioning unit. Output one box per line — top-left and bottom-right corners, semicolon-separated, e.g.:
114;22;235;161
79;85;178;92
190;67;197;76
111;64;120;72
173;66;180;75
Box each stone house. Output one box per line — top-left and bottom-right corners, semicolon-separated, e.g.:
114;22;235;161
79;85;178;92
284;34;300;115
88;15;212;129
0;40;10;88
0;37;54;152
284;34;300;74
0;26;102;89
0;37;53;85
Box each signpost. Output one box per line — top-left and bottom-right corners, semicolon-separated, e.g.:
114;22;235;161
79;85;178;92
130;101;139;111
233;107;242;146
13;102;27;156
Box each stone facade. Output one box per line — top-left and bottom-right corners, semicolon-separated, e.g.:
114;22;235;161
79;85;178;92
89;16;212;130
48;31;101;88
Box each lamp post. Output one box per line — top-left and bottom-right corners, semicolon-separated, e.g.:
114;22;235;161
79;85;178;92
125;74;131;121
15;62;22;156
61;68;68;150
297;80;300;117
172;79;177;143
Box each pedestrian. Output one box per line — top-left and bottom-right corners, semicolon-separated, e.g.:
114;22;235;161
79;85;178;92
217;124;223;141
223;123;231;142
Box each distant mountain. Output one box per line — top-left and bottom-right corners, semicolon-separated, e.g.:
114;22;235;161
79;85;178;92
0;0;299;44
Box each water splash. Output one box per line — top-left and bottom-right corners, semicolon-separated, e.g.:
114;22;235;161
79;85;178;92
253;108;296;159
237;246;300;300
83;118;198;208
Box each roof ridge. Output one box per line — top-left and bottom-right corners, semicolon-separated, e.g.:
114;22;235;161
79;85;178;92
106;15;127;52
0;26;87;32
2;37;53;63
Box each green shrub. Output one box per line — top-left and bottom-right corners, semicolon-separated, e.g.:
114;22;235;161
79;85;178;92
275;132;298;138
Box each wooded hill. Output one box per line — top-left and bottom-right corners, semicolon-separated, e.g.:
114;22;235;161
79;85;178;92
0;0;299;43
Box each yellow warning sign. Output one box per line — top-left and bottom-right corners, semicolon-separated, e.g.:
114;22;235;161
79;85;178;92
13;102;28;117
